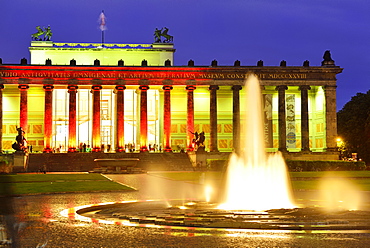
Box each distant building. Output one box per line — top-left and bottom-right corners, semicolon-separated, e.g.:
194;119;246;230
0;39;342;160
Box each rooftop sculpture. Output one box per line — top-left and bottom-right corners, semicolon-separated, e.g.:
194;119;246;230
322;50;335;66
154;27;173;43
31;25;53;41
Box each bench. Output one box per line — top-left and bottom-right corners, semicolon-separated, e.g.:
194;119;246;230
93;158;141;173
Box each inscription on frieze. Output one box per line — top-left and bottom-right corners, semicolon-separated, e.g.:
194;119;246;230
0;70;309;80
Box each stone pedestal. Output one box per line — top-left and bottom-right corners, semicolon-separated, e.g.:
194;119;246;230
13;152;28;172
195;148;207;170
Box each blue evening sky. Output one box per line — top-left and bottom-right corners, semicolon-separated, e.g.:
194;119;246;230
1;0;369;111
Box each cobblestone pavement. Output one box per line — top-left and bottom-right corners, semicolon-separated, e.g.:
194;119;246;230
4;173;370;247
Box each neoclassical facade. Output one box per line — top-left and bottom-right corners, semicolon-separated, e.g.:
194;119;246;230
0;41;342;160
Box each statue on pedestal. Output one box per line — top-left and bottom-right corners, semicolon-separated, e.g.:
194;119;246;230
321;50;335;66
12;127;27;152
191;131;206;151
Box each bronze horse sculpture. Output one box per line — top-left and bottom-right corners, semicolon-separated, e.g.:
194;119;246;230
31;26;45;41
161;27;173;43
153;27;173;43
31;25;53;41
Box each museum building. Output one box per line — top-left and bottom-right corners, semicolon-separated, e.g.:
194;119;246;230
0;38;343;160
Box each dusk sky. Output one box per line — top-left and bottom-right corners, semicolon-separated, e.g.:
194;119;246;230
1;0;369;111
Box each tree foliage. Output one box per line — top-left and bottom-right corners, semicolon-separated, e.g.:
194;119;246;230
337;90;370;163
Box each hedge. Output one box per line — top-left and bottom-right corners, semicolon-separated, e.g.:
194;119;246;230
286;160;366;171
207;159;366;172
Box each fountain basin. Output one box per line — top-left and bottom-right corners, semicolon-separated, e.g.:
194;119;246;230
61;200;370;232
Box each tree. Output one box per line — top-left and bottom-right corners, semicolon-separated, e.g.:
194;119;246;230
337;90;370;163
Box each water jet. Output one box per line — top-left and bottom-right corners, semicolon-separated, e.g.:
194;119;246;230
219;74;296;211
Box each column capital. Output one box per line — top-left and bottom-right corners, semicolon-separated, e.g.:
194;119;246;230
139;85;150;91
162;85;173;91
67;85;78;91
299;85;311;91
232;85;242;91
91;85;102;91
43;85;54;91
18;84;29;90
186;85;196;91
209;85;219;91
115;85;126;91
275;85;288;91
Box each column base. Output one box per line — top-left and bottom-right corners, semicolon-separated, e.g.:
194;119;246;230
140;146;148;152
116;147;125;153
68;147;77;153
164;148;172;152
43;147;53;153
301;148;311;153
92;147;101;152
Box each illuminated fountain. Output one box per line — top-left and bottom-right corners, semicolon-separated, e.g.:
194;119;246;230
64;74;369;231
218;74;296;211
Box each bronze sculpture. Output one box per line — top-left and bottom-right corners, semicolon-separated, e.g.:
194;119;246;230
153;27;173;43
31;25;53;41
44;26;53;41
154;28;162;43
323;50;333;62
12;127;27;152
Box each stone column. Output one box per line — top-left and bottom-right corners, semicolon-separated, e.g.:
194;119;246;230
324;85;338;151
186;85;196;151
209;85;219;152
276;85;288;152
139;85;149;152
91;85;102;152
115;85;126;152
43;84;54;153
232;85;242;154
163;85;173;152
0;84;4;152
299;85;311;151
18;84;29;133
67;85;78;152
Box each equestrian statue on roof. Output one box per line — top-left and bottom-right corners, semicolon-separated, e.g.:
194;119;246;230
31;25;53;41
153;27;173;43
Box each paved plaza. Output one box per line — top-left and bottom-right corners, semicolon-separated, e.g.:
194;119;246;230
4;173;370;247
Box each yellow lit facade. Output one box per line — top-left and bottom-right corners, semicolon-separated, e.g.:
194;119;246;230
0;40;342;161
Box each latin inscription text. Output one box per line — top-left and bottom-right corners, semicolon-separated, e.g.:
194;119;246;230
0;71;308;80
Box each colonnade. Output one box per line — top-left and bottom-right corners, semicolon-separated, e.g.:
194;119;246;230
0;82;338;153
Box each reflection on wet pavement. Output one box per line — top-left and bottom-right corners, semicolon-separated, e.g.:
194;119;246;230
2;173;370;247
